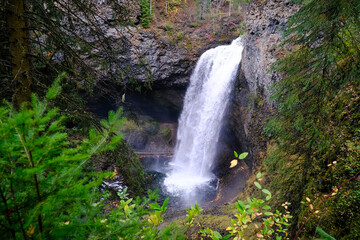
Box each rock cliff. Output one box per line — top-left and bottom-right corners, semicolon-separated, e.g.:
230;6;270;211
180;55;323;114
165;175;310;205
230;0;299;166
99;0;245;88
242;0;299;98
113;27;193;87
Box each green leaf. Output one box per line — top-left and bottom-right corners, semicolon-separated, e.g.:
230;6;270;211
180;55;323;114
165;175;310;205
315;227;337;240
266;195;271;201
236;200;245;211
256;172;262;178
234;151;238;158
262;189;271;195
262;205;271;210
149;202;161;211
213;231;222;239
223;234;232;240
161;198;169;212
264;212;273;216
239;152;248;159
254;181;262;189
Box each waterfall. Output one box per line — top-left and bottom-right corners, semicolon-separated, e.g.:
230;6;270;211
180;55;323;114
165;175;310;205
164;37;244;203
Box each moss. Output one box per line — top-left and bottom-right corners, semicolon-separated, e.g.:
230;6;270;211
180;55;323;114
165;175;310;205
161;127;172;142
118;119;141;132
144;121;160;135
90;140;145;195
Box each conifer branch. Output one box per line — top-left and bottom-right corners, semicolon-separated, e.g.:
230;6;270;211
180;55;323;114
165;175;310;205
15;127;43;233
10;183;27;240
0;187;15;239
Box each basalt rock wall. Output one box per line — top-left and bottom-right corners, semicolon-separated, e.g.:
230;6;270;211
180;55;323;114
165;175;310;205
230;0;299;166
100;0;244;89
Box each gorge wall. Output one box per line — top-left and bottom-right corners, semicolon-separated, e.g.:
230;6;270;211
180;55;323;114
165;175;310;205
99;0;244;88
110;0;300;201
229;0;299;167
92;0;300;199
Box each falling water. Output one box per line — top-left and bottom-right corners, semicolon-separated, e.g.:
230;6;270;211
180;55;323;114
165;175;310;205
164;37;244;205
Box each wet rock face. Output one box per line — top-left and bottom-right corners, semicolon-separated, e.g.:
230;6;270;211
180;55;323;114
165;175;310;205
109;24;242;88
230;0;299;162
116;28;194;88
241;0;299;98
86;0;194;88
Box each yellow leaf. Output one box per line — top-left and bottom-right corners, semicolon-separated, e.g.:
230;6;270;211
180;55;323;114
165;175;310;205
310;204;313;210
111;169;118;179
65;221;70;225
306;197;311;203
149;213;161;225
230;159;238;168
256;233;264;238
124;205;129;217
27;225;35;236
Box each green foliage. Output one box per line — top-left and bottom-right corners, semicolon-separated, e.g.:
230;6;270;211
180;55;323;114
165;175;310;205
230;151;248;168
148;197;169;225
0;81;179;239
263;0;360;238
186;202;203;227
161;127;172;142
119;119;141;132
2;0;134;105
315;227;336;240
92;189;183;239
198;168;291;240
165;21;173;36
140;0;153;28
232;0;250;12
200;228;232;240
177;31;184;41
223;173;291;240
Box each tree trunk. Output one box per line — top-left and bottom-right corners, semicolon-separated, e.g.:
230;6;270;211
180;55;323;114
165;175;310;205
150;0;152;15
6;0;31;107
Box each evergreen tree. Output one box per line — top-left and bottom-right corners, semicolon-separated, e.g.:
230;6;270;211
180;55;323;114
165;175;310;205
1;0;133;110
140;0;153;28
0;76;180;239
265;0;360;238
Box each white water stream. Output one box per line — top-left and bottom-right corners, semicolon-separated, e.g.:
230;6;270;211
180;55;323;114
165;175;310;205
164;37;244;204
